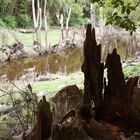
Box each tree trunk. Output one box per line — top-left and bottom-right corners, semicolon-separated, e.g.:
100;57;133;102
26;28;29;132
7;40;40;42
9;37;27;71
60;14;64;41
32;0;41;44
44;0;48;50
66;8;71;39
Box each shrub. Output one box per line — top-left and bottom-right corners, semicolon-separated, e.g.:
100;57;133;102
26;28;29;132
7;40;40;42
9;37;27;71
17;14;32;28
69;3;85;26
2;16;17;28
0;18;5;27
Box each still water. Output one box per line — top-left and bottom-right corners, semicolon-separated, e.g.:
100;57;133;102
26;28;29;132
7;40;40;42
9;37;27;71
0;33;138;81
0;48;83;80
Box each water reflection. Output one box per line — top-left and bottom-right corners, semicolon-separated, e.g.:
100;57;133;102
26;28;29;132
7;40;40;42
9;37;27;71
0;33;139;81
0;48;83;80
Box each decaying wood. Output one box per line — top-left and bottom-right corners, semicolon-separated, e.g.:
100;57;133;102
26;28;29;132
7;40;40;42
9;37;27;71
103;48;127;120
23;96;53;140
52;85;82;121
59;110;76;124
51;124;94;140
82;24;140;129
103;50;140;126
81;24;104;118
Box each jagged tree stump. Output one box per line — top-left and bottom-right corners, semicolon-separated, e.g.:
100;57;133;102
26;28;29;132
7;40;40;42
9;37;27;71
81;24;104;117
103;49;128;121
82;24;140;129
104;49;140;124
24;96;53;140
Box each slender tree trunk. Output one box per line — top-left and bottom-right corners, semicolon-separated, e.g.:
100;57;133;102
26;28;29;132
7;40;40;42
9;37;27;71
60;14;64;41
66;8;71;39
32;0;37;29
44;0;48;50
32;0;40;43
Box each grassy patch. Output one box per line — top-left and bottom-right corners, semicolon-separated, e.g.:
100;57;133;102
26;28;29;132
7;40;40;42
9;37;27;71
0;29;61;51
123;63;140;78
32;71;84;97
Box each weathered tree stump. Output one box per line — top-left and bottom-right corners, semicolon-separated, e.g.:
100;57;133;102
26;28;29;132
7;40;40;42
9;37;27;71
103;49;127;120
23;96;53;140
52;85;82;122
81;24;104;118
103;50;140;125
82;24;140;129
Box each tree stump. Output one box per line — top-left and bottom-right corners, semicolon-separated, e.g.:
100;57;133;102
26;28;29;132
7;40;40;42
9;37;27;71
81;24;104;117
52;85;82;122
82;24;140;129
103;49;127;119
24;96;53;140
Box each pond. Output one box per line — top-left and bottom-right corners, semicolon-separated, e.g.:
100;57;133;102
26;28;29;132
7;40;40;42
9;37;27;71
0;33;139;81
0;48;83;81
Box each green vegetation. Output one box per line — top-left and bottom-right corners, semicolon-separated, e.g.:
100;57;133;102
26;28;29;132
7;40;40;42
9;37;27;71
0;30;60;51
123;63;140;78
0;0;139;32
0;116;17;138
32;72;84;97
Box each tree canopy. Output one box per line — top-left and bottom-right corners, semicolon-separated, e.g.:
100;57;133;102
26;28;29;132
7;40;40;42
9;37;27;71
0;0;139;32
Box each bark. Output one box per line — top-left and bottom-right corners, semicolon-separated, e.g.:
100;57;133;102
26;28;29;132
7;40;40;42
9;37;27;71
24;96;53;140
81;24;104;118
103;49;127;120
103;49;140;127
52;85;82;122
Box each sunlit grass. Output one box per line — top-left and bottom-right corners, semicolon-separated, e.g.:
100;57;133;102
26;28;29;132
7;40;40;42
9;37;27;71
123;63;140;78
32;71;84;97
0;29;61;51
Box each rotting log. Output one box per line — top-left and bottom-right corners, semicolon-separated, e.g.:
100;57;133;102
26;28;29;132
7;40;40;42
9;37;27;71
81;24;104;118
23;96;53;140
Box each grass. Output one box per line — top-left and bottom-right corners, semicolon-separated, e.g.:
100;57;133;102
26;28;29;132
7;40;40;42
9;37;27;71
123;63;140;78
32;71;84;97
0;115;17;138
0;29;61;51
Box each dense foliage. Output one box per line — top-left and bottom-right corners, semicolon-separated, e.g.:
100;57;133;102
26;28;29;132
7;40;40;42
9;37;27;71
0;0;139;32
